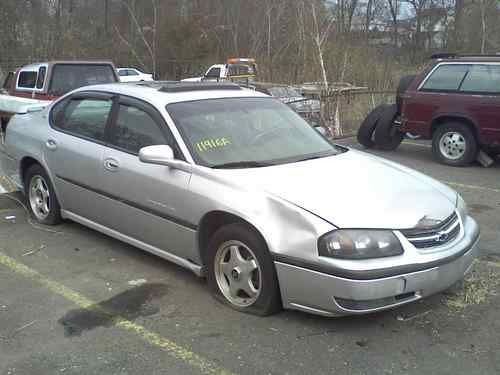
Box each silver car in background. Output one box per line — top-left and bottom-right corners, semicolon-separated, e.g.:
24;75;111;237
1;82;479;316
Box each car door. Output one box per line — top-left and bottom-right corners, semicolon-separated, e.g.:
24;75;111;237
404;64;471;136
458;64;500;143
46;92;114;223
100;96;197;260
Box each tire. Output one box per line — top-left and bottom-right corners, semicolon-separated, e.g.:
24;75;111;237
357;104;388;148
24;164;62;225
206;223;281;316
373;104;404;151
396;75;416;113
432;122;478;167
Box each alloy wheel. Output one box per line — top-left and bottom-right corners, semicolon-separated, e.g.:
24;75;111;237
214;240;262;307
29;175;51;221
439;131;466;160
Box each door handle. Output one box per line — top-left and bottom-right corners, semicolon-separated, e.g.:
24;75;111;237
46;139;58;150
104;158;119;171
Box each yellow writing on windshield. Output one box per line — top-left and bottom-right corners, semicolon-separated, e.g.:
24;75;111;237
196;138;231;152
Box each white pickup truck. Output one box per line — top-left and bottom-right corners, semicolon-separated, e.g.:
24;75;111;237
182;58;257;83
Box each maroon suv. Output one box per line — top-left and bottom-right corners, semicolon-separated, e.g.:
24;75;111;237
400;54;500;166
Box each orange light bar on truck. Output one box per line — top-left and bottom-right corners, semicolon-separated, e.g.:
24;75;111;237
227;58;256;65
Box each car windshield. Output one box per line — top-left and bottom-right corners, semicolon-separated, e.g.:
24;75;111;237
167;97;342;168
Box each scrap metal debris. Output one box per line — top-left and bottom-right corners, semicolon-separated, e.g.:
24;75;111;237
396;310;432;322
476;150;494;168
128;278;148;287
0;320;37;340
22;245;46;256
3;194;63;234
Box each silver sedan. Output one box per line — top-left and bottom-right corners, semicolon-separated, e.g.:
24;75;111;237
1;82;479;316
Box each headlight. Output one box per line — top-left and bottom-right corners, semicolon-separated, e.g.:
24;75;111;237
318;230;404;259
456;194;468;220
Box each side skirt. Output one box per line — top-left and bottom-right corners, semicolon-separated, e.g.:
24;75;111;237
61;209;204;277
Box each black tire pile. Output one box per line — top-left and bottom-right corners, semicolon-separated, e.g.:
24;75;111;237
357;75;416;151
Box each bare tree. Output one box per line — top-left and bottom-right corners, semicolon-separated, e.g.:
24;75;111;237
310;2;335;89
115;0;158;76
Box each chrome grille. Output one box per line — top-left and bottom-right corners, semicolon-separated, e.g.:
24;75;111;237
402;212;460;249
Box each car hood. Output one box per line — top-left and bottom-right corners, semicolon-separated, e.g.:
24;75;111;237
214;150;457;229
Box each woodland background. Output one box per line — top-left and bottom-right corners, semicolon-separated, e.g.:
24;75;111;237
1;0;500;89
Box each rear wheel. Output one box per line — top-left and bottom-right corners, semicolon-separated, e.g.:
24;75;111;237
207;223;281;316
432;122;478;166
24;164;62;225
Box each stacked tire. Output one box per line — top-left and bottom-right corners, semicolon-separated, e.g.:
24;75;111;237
357;75;415;151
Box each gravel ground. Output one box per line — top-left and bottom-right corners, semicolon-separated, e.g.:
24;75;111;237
0;139;499;375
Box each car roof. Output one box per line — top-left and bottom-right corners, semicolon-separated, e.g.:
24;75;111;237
433;56;500;64
74;82;269;107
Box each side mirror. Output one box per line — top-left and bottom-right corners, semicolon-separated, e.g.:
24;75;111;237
139;145;192;173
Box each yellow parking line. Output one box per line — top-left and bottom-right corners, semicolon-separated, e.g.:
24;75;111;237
443;181;500;194
0;252;234;375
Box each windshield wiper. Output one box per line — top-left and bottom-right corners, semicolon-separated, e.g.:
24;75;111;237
294;152;337;163
212;160;273;169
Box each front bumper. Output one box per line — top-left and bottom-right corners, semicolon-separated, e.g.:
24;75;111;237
275;217;479;317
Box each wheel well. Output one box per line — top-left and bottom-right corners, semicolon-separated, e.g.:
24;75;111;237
431;116;479;142
197;211;266;265
20;157;41;184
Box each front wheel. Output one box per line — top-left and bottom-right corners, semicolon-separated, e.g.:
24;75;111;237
24;164;62;225
432;123;478;166
207;223;281;316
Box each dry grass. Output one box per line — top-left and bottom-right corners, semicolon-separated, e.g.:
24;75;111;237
446;261;500;309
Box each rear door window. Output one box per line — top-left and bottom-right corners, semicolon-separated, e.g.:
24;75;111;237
459;64;500;94
55;98;113;142
118;70;127;76
49;64;116;96
421;64;470;91
18;71;37;88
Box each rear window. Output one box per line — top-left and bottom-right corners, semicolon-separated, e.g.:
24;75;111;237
18;71;37;88
421;64;470;91
49;64;116;96
459;64;500;94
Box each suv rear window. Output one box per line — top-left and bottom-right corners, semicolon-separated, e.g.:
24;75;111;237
459;64;500;94
49;64;116;96
421;64;470;91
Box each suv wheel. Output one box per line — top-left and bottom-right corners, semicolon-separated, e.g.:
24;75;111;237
207;223;281;316
25;164;62;225
432;122;478;166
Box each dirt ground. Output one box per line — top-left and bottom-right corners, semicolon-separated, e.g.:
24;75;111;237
0;139;499;375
